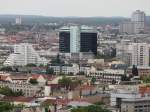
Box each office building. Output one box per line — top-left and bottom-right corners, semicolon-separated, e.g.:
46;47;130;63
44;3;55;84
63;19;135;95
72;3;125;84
4;43;47;66
59;26;97;55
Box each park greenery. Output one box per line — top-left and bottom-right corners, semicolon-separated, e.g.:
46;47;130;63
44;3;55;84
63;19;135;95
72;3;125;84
132;65;138;76
0;102;25;112
121;75;130;81
58;76;72;90
91;77;96;85
46;68;54;75
0;86;24;96
58;76;83;90
71;105;111;112
29;78;38;85
142;77;150;84
0;66;13;72
26;63;37;67
0;102;14;112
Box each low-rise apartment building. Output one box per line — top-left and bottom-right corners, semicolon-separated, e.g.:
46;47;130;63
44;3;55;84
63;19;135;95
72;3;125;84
87;69;125;84
49;63;79;75
110;85;150;112
127;66;150;78
0;81;42;97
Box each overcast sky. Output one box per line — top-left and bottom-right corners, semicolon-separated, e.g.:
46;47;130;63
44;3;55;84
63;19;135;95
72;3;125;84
0;0;149;17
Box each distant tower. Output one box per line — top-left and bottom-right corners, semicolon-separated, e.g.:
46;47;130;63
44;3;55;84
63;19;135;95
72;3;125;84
131;10;146;33
15;16;22;25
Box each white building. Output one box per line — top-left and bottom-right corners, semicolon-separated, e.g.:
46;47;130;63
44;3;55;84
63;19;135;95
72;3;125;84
15;16;22;25
70;26;80;53
119;10;146;34
116;41;150;67
131;10;145;34
110;85;139;106
49;63;79;75
4;43;47;66
119;22;135;34
87;68;125;84
0;81;42;97
130;43;149;67
116;40;132;66
110;85;150;112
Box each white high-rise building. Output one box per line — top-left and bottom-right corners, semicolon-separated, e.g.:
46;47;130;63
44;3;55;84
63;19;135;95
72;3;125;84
116;41;150;67
119;10;146;34
131;10;146;34
4;43;47;66
15;16;22;25
130;43;149;67
70;26;80;53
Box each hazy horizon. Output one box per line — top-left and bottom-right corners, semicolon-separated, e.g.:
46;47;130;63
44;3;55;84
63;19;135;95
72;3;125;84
0;0;149;17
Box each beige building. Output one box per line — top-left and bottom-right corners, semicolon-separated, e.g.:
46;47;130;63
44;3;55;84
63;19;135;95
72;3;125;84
127;67;150;78
0;81;42;97
121;98;150;112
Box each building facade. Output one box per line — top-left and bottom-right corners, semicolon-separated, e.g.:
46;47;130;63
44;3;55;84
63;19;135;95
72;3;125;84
131;10;146;34
116;42;150;67
87;69;125;84
59;26;97;55
49;63;79;75
130;43;149;67
4;43;47;66
119;10;146;34
0;81;42;97
119;22;135;34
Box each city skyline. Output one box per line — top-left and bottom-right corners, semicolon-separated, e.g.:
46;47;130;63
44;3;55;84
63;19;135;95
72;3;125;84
0;0;149;17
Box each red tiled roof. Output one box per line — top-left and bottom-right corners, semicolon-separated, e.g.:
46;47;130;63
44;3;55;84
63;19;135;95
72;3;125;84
31;74;55;81
31;74;43;79
0;75;9;81
75;85;95;90
2;96;35;102
44;99;70;105
10;75;29;80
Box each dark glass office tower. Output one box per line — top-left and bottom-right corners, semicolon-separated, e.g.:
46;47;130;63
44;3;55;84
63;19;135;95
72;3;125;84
59;26;97;55
80;32;97;55
59;32;70;53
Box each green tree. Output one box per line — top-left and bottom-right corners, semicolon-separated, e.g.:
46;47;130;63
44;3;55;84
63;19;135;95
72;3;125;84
71;105;111;112
91;77;96;85
0;86;24;96
143;77;150;84
112;79;117;84
39;64;45;67
121;75;130;81
58;76;72;90
77;71;85;75
0;66;13;72
46;68;54;75
51;54;64;64
132;65;138;76
0;102;14;112
26;63;37;67
29;78;38;85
